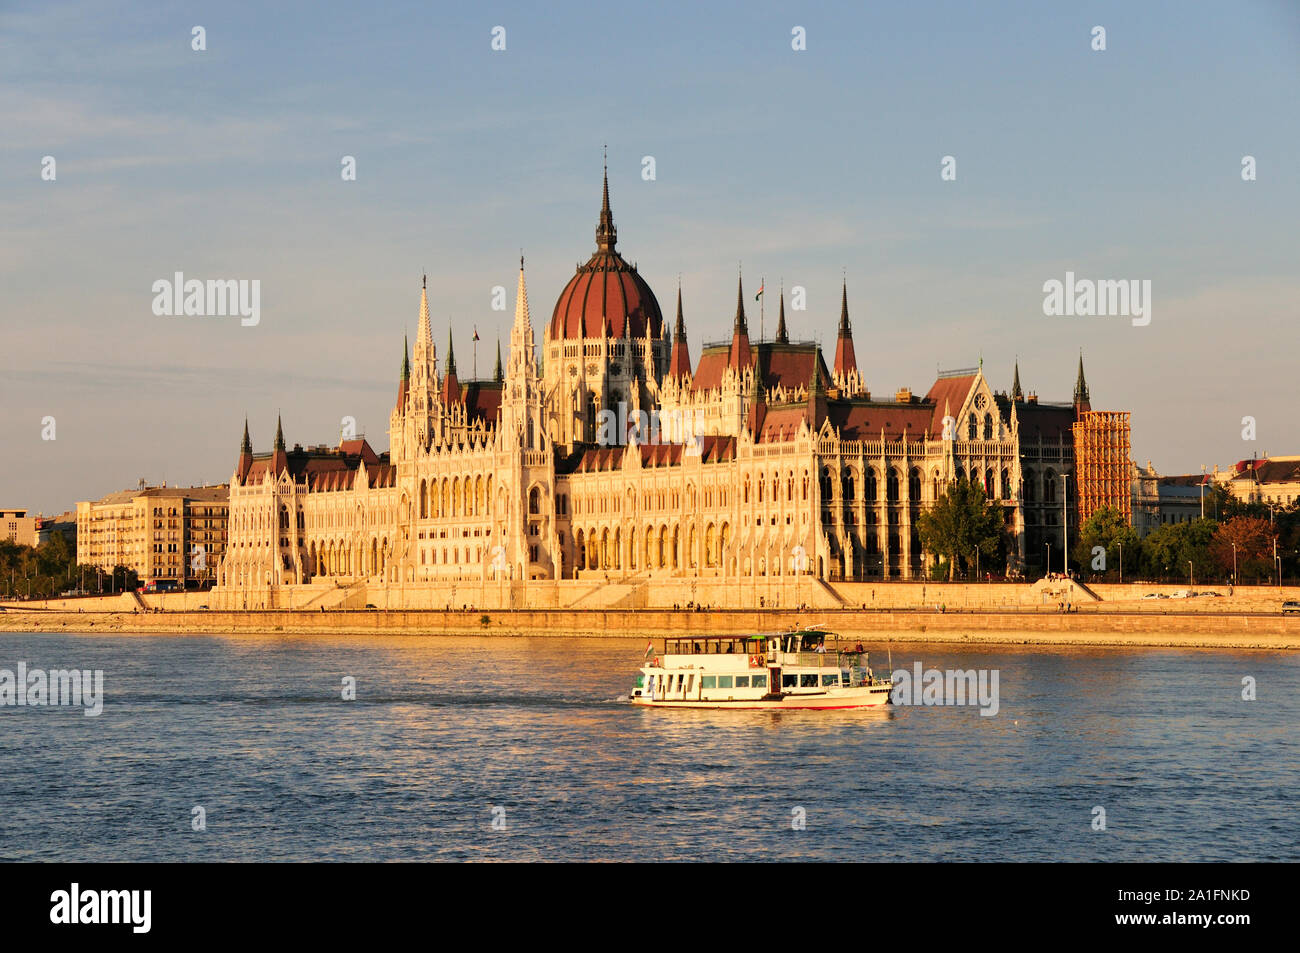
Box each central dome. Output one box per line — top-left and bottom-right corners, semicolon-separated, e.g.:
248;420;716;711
548;171;664;341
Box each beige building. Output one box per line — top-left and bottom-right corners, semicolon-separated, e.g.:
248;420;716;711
77;484;229;586
216;169;1131;608
1;509;40;548
1215;456;1300;510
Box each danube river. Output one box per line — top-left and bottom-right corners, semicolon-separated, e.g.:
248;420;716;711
1;632;1295;861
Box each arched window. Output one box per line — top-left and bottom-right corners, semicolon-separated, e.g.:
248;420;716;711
909;467;922;502
984;468;994;496
529;486;541;515
1000;469;1010;499
864;468;878;502
983;413;993;440
1023;468;1036;502
968;414;977;440
1045;469;1057;503
419;481;428;519
820;467;834;501
842;468;855;502
887;468;900;502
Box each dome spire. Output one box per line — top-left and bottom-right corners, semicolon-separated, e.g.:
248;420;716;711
668;280;693;380
1073;349;1090;411
596;146;617;254
1011;358;1023;402
775;281;789;344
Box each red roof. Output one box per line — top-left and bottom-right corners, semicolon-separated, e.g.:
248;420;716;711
549;257;664;340
923;374;976;434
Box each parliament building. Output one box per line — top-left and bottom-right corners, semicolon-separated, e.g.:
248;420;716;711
214;170;1129;609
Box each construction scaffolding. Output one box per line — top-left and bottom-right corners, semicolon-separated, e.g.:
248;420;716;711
1072;411;1133;525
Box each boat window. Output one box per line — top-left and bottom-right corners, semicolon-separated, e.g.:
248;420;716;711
635;674;644;688
752;674;767;689
735;675;750;688
782;674;797;689
841;670;852;685
821;673;839;687
686;675;694;692
717;675;733;689
701;676;716;689
800;673;818;688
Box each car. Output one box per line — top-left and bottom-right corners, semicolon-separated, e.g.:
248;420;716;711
1141;593;1161;600
1283;601;1300;616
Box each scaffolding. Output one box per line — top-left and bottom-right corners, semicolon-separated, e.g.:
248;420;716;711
1072;411;1132;525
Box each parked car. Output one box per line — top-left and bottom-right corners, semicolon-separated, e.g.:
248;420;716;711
1283;601;1300;616
1141;593;1160;600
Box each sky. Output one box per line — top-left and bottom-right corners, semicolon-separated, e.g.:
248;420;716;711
2;0;1298;515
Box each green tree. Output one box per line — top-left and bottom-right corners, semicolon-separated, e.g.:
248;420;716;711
917;478;1004;581
1074;506;1141;579
1140;519;1217;583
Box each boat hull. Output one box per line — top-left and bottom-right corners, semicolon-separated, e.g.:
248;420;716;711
631;686;892;710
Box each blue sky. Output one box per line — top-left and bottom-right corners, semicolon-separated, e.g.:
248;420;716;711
2;0;1298;514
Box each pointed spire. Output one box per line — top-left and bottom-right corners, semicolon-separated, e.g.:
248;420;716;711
494;338;503;382
274;415;285;452
441;328;461;404
733;271;748;334
775;284;789;344
236;417;253;482
668;282;693;380
1011;359;1023;401
514;255;531;330
396;336;410;409
729;271;753;370
417;275;432;348
1074;350;1090;409
832;279;858;381
595;150;617;254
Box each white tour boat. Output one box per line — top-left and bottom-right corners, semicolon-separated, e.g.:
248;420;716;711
631;626;893;710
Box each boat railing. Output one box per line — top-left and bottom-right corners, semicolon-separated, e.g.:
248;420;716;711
790;651;866;667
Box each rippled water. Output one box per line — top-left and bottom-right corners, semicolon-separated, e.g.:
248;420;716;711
0;631;1295;861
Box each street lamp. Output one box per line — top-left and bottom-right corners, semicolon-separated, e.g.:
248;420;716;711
1188;560;1194;588
1046;542;1052;578
1200;465;1206;519
1231;541;1238;586
1118;541;1123;585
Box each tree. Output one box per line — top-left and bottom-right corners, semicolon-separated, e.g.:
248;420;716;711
1074;505;1141;579
1209;516;1277;583
917;478;1004;581
1139;519;1216;582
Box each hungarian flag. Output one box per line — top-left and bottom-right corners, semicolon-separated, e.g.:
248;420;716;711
754;282;764;302
472;327;480;342
644;641;656;659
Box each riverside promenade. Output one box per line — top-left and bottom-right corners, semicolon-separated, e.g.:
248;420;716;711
3;591;1299;650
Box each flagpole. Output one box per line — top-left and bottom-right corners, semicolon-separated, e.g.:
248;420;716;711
473;326;478;379
760;275;765;341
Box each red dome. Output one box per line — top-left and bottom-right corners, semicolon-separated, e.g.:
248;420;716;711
547;169;664;341
549;258;664;340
